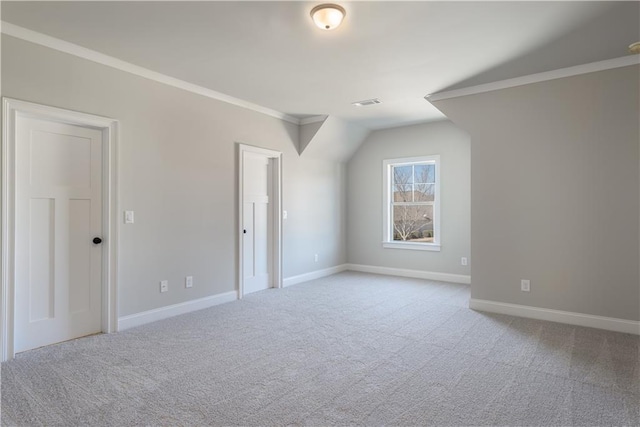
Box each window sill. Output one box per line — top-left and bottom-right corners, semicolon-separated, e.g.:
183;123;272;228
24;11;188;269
382;242;441;252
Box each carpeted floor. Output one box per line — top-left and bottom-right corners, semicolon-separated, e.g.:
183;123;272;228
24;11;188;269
1;271;639;426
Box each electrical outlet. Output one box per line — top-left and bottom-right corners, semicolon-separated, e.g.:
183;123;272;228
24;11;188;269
314;254;318;262
521;279;530;292
185;276;193;288
461;257;468;266
160;280;168;293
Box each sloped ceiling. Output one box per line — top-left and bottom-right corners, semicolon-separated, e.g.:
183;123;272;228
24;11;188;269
1;1;637;161
3;1;636;131
299;116;370;163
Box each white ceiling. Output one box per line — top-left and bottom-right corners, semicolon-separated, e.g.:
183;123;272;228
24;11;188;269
2;1;638;130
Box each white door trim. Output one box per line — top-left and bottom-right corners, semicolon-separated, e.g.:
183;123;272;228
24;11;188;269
237;143;282;298
1;98;119;361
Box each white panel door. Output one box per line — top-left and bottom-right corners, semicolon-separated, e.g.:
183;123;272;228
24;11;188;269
243;152;271;295
14;116;103;353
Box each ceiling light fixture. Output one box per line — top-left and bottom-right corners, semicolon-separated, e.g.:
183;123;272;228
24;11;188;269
629;42;640;54
310;4;346;31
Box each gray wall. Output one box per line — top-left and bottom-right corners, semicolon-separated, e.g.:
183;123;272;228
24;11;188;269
347;121;471;276
434;65;639;321
1;35;347;317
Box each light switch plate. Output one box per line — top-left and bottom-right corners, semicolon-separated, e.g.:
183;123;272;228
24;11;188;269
160;280;168;293
185;276;193;288
283;210;288;220
124;210;135;224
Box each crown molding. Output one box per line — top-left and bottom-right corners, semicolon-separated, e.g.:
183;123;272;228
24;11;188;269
426;55;640;102
0;21;301;125
299;115;327;125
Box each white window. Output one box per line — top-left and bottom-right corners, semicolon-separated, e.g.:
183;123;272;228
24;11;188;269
383;156;441;251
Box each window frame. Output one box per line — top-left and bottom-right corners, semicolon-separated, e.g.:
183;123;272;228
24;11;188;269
382;155;441;251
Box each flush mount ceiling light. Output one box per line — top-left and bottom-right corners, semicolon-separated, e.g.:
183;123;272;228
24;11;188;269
311;4;346;31
629;42;640;54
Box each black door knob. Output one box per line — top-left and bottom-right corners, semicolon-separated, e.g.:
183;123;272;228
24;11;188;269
93;237;102;244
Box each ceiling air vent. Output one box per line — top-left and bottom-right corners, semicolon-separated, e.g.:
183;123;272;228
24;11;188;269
352;98;381;107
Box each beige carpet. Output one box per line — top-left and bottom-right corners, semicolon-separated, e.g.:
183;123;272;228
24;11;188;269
1;271;639;426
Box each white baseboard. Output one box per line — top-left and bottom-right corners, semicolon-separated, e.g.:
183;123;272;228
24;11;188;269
346;264;470;284
470;298;640;335
283;264;349;287
118;291;238;331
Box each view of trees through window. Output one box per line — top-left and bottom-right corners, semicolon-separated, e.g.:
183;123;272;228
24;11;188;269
392;162;435;242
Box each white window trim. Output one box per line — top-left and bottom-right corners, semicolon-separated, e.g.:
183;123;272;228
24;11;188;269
382;155;441;252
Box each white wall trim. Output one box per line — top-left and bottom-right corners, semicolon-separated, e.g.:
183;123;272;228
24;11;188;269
299;115;328;125
470;298;640;335
1;98;119;362
1;21;300;125
118;291;237;331
346;264;470;284
426;55;640;102
283;264;349;287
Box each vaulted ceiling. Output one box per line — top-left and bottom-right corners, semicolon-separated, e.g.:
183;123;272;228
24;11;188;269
2;1;638;130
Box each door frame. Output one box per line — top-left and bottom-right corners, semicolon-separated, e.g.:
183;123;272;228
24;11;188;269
1;98;119;361
237;143;282;298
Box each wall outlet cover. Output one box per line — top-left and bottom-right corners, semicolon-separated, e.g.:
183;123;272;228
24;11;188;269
521;279;531;292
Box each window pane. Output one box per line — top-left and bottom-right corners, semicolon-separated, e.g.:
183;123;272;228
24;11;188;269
392;204;434;242
414;183;435;202
393;184;412;202
413;164;427;183
415;164;435;184
393;165;413;186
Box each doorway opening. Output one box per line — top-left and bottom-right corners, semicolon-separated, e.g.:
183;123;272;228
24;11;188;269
237;144;282;297
1;98;119;361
